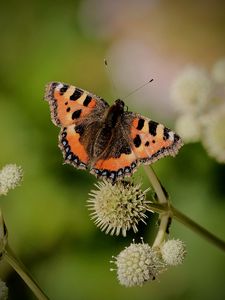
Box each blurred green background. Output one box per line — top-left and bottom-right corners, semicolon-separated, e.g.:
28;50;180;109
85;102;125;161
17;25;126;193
0;0;225;299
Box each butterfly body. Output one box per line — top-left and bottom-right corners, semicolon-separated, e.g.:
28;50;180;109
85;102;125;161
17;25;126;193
45;82;183;182
90;99;125;159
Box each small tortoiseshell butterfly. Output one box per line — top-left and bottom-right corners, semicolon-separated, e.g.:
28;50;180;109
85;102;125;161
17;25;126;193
45;82;183;182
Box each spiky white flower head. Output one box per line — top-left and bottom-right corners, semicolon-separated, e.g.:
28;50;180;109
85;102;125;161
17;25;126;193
212;58;225;84
175;113;201;143
88;180;151;236
0;280;8;300
201;104;225;163
161;239;187;266
170;66;212;114
0;164;23;196
112;241;165;287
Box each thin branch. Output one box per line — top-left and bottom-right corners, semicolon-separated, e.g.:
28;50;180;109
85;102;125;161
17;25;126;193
4;245;49;300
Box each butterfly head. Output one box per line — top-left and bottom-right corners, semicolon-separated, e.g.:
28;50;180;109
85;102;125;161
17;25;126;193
114;99;125;112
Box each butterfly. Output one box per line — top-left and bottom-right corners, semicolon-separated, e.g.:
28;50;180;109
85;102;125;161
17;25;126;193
44;82;183;182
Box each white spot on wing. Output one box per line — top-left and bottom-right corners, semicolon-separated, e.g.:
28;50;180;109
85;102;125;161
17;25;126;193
169;131;174;140
56;83;64;90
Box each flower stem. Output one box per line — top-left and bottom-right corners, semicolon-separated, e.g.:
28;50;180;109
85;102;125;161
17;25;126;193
143;166;171;248
170;205;225;252
4;244;49;300
144;165;225;253
147;202;167;214
152;212;170;248
143;166;167;204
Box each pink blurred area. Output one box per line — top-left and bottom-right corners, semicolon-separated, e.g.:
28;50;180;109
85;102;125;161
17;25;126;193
78;0;225;118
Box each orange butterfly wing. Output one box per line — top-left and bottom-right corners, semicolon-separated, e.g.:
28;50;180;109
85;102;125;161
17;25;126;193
45;82;108;168
45;82;106;126
130;114;183;162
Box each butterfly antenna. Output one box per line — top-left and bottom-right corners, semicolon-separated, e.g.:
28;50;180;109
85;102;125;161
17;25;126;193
104;59;119;97
123;78;154;100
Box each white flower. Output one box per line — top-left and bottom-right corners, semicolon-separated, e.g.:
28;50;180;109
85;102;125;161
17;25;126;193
201;104;225;163
0;280;8;300
161;239;187;266
112;241;165;287
212;58;225;84
170;67;212;114
88;180;151;236
175;113;201;143
0;164;23;196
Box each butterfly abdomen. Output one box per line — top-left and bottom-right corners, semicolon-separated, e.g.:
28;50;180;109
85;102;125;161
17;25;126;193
91;100;126;160
104;99;125;128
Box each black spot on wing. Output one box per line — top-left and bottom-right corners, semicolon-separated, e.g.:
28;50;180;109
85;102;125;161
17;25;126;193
117;169;123;177
101;170;109;177
133;135;141;148
131;162;137;169
61;129;67;138
72;109;82;119
70;88;83;101
120;145;132;155
124;166;131;174
109;172;116;181
59;84;69;95
174;133;180;143
137;118;145;130
75;124;84;135
61;139;68;146
83;95;92;106
163;127;170;140
145;141;150;147
66;107;71;112
148;120;158;136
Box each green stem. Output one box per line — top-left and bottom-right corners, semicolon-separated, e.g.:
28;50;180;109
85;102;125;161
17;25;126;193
170;205;225;252
4;245;49;300
152;213;170;248
147;202;167;214
143;166;167;204
144;166;225;253
143;166;170;248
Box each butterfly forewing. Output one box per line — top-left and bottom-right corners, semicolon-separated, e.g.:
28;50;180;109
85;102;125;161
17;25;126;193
129;114;183;163
44;82;108;127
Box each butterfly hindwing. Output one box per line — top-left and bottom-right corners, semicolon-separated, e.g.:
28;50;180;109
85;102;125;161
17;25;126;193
59;125;89;170
59;119;108;170
90;120;138;181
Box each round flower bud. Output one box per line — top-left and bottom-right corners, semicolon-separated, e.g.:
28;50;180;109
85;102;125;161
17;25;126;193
0;164;23;196
112;241;165;287
175;113;201;143
212;58;225;84
88;180;151;236
161;239;187;266
170;66;212;114
201;104;225;163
